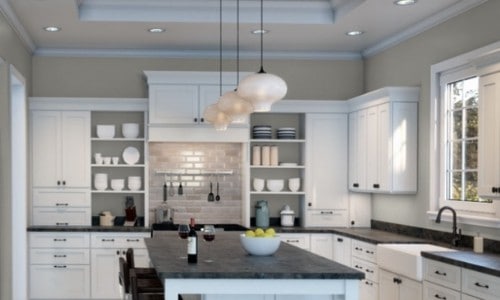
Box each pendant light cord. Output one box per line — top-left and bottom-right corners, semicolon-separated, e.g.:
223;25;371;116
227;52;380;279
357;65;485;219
236;0;240;85
219;0;223;97
259;0;264;73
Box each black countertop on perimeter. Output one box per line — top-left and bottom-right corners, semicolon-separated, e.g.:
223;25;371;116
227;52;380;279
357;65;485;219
146;232;364;280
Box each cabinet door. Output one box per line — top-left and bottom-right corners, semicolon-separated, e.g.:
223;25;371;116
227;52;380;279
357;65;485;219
366;106;380;192
306;113;348;210
399;276;422;300
61;111;90;187
91;248;123;299
199;84;237;123
32;111;62;188
310;234;333;260
379;270;399;300
332;234;351;266
375;103;390;192
279;234;310;251
30;264;90;299
478;71;500;198
359;280;378;300
149;85;199;124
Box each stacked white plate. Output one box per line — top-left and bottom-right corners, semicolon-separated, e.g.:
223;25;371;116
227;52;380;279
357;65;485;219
94;173;108;190
128;176;141;191
252;125;272;139
277;127;296;139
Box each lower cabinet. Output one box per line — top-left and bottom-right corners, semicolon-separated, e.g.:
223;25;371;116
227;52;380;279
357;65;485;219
29;231;150;300
379;269;422;300
280;233;311;251
309;234;333;260
332;234;351;266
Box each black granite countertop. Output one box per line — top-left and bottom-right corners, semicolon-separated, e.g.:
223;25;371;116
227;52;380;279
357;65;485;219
27;225;151;233
146;232;364;280
421;250;500;277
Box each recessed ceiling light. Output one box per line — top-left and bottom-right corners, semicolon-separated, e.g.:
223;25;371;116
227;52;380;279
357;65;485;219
346;30;364;36
251;29;269;35
148;28;165;33
394;0;417;6
43;26;61;32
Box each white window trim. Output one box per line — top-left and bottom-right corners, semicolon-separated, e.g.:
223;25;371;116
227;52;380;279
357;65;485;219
429;40;500;228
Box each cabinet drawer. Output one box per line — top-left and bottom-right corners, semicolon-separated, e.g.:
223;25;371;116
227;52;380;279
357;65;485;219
351;239;377;263
305;209;348;227
91;232;150;248
423;281;460;300
279;234;311;251
30;232;90;248
30;264;90;299
30;248;89;264
462;268;499;300
461;294;481;300
423;258;461;290
359;279;378;300
32;207;91;226
32;189;90;207
352;256;379;283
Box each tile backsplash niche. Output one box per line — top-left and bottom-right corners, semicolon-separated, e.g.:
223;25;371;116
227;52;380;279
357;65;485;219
148;142;243;225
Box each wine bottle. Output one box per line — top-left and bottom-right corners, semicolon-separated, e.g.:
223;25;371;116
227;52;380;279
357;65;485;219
187;218;198;263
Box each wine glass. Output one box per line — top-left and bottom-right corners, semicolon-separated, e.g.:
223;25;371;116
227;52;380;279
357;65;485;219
202;225;216;263
178;224;189;259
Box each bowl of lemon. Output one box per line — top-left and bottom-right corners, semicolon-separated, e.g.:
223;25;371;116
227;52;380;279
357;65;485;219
240;228;281;256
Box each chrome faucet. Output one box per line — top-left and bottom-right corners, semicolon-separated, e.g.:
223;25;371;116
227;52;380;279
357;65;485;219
436;206;462;247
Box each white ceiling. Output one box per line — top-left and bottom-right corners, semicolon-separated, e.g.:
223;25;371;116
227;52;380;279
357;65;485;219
0;0;488;60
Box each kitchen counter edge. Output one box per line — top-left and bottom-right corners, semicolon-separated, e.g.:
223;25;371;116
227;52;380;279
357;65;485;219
27;225;151;233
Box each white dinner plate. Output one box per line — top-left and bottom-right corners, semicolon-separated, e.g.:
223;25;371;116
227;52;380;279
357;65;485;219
122;146;140;165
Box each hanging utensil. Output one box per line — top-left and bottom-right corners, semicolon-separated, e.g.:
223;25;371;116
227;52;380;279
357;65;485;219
215;180;220;201
163;175;168;202
178;181;183;195
169;180;175;197
208;178;215;202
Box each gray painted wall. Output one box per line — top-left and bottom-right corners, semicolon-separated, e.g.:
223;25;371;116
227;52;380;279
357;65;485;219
365;0;500;240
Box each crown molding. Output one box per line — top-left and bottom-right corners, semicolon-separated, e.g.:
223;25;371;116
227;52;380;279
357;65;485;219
0;0;36;53
363;0;488;58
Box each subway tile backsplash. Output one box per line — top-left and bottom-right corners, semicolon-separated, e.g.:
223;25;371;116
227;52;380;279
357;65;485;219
148;142;243;225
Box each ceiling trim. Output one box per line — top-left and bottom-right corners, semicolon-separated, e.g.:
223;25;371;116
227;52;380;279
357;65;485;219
0;0;35;52
33;48;362;61
363;0;488;58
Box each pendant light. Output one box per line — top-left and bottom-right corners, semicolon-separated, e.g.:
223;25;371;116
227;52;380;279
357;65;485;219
217;0;253;123
203;0;232;131
237;0;287;112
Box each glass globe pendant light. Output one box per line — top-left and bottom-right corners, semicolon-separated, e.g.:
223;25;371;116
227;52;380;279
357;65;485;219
217;0;253;123
237;0;287;112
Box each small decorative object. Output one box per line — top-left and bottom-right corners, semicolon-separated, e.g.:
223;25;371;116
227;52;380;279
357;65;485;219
124;196;137;226
96;125;115;139
99;211;115;226
122;123;140;138
280;205;295;227
240;233;281;256
261;146;270;166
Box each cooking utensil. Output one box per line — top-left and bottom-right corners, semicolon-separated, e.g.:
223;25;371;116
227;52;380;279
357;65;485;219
163;176;167;201
208;181;214;202
169;181;175;197
215;181;220;201
178;182;183;195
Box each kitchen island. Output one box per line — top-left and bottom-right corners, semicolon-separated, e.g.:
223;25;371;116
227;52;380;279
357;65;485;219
145;232;364;300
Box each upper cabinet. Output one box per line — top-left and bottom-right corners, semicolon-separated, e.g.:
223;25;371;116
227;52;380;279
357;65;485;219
31;110;90;188
348;87;419;194
478;70;500;198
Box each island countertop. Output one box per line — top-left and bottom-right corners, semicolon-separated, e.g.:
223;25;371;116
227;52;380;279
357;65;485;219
145;232;364;280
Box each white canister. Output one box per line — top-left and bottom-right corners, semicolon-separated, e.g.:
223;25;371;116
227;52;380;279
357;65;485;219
280;205;295;227
261;146;270;166
270;146;279;166
252;146;261;165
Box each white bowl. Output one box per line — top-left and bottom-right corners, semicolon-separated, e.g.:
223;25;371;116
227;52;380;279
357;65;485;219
266;179;284;192
122;123;140;138
253;178;265;192
240;234;281;256
96;125;115;139
94;181;108;191
127;177;141;190
111;179;125;191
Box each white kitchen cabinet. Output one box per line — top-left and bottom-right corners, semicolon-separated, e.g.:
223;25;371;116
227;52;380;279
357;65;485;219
351;239;378;300
478;71;500;198
348;87;419;194
279;233;310;251
31;110;90;188
310;234;333;260
461;268;499;300
332;234;351;266
90;232;150;299
305;113;349;227
32;189;91;226
379;269;422;300
29;232;91;299
423;281;461;300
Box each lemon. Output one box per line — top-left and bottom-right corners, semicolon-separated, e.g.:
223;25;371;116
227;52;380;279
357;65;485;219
245;230;256;237
265;228;276;237
263;232;274;238
254;228;265;237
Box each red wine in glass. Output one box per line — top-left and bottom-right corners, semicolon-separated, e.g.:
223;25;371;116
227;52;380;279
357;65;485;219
178;224;189;240
179;232;188;239
203;233;215;242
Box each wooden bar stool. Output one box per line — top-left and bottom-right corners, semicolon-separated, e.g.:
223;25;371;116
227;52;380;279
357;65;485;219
119;257;163;299
130;269;164;300
126;248;157;277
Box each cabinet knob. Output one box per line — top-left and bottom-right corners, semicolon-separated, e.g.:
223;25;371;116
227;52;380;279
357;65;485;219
353;183;359;188
393;278;402;284
308;202;312;207
62;180;66;186
194;118;198;123
57;181;61;186
351;220;355;226
492;187;499;193
200;117;204;123
373;184;380;189
337;238;343;242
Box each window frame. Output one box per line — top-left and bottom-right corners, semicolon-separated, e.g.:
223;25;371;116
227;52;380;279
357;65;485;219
429;41;500;228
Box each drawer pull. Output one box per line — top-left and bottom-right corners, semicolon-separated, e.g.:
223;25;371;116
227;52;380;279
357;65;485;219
101;238;115;242
55;203;69;206
355;247;362;251
56;222;69;226
393;278;402;284
53;265;67;268
364;281;373;286
53;254;67;258
365;269;374;273
337;238;343;242
126;239;140;242
53;238;67;242
474;282;489;289
354;265;363;270
320;211;333;215
434;270;447;276
365;250;374;255
286;239;300;243
434;294;446;300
